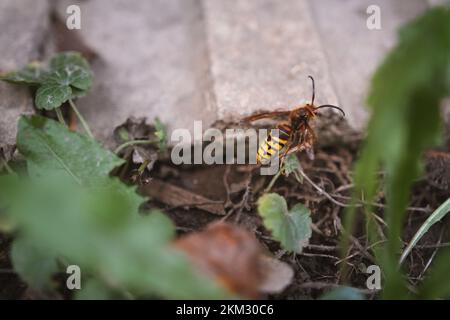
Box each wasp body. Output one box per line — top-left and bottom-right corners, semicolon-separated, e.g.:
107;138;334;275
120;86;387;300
256;123;291;163
244;76;345;165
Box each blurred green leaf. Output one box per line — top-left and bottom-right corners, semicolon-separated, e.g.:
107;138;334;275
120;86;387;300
345;7;450;299
320;287;364;300
17;115;123;185
11;236;58;291
0;62;46;85
418;247;450;299
257;193;312;253
1;175;230;299
2;113;231;299
75;279;116;300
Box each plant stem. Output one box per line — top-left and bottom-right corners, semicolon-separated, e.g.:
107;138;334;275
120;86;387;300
264;169;282;193
55;108;67;126
68;99;94;139
0;156;14;175
114;140;156;154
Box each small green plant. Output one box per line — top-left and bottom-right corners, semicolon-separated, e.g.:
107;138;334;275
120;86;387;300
113;117;168;155
257;193;312;253
344;6;450;299
1;51;94;137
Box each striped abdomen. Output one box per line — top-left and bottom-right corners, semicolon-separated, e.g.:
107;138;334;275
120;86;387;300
256;124;291;164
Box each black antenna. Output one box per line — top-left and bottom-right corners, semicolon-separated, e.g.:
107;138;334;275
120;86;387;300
315;104;346;117
308;75;315;106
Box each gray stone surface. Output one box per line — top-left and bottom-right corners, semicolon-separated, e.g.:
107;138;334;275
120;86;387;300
55;0;216;146
203;0;339;122
309;0;428;129
0;0;50;147
0;0;436;148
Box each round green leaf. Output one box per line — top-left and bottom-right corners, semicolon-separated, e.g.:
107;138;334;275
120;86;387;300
258;193;312;253
35;78;72;110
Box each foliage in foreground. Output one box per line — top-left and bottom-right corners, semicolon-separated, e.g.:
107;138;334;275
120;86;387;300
346;6;450;299
0;115;230;299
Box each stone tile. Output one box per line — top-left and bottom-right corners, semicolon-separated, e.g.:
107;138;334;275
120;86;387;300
55;0;215;147
203;0;339;123
0;0;50;147
309;0;428;129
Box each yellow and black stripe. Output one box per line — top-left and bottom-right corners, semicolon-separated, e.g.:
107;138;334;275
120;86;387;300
256;124;291;164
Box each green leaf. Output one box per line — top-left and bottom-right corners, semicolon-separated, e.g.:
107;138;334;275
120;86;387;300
35;73;73;110
11;237;58;291
49;51;92;92
344;7;450;299
34;52;93;110
0;62;46;85
116;127;130;142
257;193;312;253
320;287;364;300
50;52;89;72
283;154;300;176
16;115;124;185
1;174;230;299
400;197;450;264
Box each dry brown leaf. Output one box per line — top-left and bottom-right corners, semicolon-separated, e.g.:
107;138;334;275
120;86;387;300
173;221;293;299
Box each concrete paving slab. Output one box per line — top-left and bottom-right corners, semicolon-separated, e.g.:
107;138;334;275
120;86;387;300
309;0;428;129
0;0;50;147
55;0;216;147
203;0;339;123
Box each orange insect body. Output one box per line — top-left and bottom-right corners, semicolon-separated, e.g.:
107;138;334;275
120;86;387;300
244;76;345;165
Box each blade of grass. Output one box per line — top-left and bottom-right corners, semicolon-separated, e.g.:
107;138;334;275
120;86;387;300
399;197;450;265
